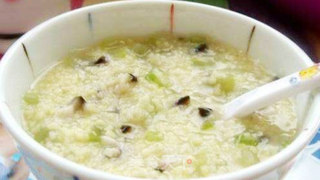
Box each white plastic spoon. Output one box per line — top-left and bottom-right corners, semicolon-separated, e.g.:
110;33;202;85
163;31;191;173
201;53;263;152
223;63;320;120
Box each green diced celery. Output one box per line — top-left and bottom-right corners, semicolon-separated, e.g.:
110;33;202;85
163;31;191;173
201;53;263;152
34;127;49;143
145;72;163;86
88;126;103;143
100;38;123;48
62;57;75;67
146;58;158;66
201;121;214;130
187;35;207;44
191;58;212;66
193;150;209;176
145;131;163;142
214;54;228;62
146;34;168;46
145;69;169;87
23;92;39;105
145;36;158;46
216;76;235;93
108;47;128;59
132;44;150;56
281;139;291;148
146;35;172;50
236;133;259;146
238;149;259;166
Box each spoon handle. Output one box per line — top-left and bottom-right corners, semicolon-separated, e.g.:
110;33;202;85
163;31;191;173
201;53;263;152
223;63;320;120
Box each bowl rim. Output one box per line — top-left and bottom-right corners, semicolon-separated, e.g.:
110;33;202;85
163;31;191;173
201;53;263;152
0;0;319;179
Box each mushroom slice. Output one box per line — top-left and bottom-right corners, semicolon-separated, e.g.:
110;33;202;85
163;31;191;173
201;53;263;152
120;125;132;134
93;56;108;65
195;43;208;53
57;96;86;117
176;96;190;106
198;107;212;117
154;162;168;173
129;73;138;83
70;96;86;112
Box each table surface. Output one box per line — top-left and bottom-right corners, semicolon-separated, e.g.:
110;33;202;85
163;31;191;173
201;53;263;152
1;0;320;179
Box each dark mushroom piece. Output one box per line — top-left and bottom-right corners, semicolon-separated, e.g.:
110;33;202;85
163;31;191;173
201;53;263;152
178;37;186;41
154;163;167;173
93;56;108;65
272;76;279;81
198;107;212;117
57;96;87;117
154;167;165;173
176;96;190;106
120;125;132;134
70;96;86;112
195;43;208;53
129;73;138;83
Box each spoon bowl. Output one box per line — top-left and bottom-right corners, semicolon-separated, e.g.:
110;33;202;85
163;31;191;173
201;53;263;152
223;63;320;120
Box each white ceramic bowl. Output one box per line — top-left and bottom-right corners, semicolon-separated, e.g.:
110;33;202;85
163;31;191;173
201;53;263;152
1;1;320;179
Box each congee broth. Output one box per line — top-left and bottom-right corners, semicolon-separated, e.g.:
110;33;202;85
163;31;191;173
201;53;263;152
22;34;297;178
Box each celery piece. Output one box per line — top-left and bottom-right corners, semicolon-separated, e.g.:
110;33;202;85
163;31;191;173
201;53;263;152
100;38;116;47
281;139;291;148
146;34;173;50
191;58;212;66
145;72;162;86
146;58;158;66
201;121;214;130
145;131;163;142
214;54;228;62
187;35;207;44
88;126;103;143
146;33;169;46
62;57;75;67
108;47;128;59
132;43;150;56
34;127;49;143
195;150;207;165
100;38;124;49
146;36;158;46
193;149;209;176
238;149;259;166
236;133;259;146
145;69;168;87
216;76;235;93
23;92;39;105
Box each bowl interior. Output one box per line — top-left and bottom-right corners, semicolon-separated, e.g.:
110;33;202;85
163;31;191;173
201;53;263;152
0;1;318;179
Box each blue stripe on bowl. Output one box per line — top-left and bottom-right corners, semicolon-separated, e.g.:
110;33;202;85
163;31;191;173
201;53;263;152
312;148;320;159
310;129;320;145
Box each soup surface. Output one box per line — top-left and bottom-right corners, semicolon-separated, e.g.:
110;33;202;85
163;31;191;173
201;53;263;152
23;34;297;179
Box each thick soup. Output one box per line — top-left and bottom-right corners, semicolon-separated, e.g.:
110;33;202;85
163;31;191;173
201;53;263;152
23;34;297;179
